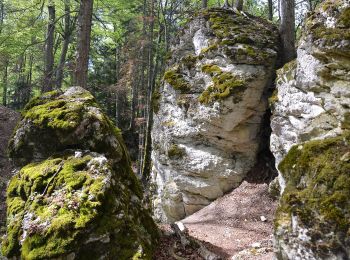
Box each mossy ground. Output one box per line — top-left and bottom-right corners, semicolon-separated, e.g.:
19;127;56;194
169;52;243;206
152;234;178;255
275;132;350;257
199;64;246;104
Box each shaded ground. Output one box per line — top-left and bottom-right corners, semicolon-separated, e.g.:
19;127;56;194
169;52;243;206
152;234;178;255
154;224;205;259
0;105;20;233
178;181;277;259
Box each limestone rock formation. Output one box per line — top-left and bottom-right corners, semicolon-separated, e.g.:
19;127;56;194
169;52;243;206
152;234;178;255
271;0;350;258
1;87;158;259
270;0;350;191
151;8;280;222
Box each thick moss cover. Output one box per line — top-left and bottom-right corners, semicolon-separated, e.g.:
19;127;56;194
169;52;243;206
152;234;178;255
8;87;123;166
275;132;350;258
2;87;158;259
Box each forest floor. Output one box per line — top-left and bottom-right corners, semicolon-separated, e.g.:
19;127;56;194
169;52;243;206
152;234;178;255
0;105;20;235
154;179;277;260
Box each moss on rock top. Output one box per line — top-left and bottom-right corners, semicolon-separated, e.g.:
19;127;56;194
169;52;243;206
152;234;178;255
8;87;124;166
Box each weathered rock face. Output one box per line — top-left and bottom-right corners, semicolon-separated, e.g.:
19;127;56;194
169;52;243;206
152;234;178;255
270;0;350;191
151;8;280;222
1;87;158;259
271;1;350;259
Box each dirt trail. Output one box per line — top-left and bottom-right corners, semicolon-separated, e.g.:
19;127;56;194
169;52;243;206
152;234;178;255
179;181;277;259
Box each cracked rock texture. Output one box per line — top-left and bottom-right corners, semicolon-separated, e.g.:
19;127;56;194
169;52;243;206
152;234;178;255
271;1;350;259
1;87;158;259
151;8;279;223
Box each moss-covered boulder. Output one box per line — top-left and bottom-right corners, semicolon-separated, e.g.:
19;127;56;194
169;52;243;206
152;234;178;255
9;87;123;166
271;0;350;259
274;132;350;259
1;87;158;259
151;8;279;222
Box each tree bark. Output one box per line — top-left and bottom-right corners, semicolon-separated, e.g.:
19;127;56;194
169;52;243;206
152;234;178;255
0;0;4;34
202;0;208;8
74;0;94;89
2;58;8;106
268;0;273;20
142;0;156;182
235;0;243;10
280;0;296;64
42;0;56;93
56;0;71;89
224;0;230;7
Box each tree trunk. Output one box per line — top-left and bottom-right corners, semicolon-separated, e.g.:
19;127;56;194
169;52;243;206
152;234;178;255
2;58;8;106
202;0;208;8
56;0;71;89
0;0;4;34
224;0;230;7
42;0;56;93
280;0;296;64
142;0;156;182
235;0;243;10
268;0;273;20
74;0;93;89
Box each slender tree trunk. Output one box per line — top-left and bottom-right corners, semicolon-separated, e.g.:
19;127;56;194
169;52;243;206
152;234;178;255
74;0;93;88
56;0;71;89
2;58;8;106
280;0;296;64
224;0;230;7
268;0;273;20
235;0;243;10
0;0;4;34
42;0;55;93
202;0;208;8
137;0;149;175
27;54;33;85
142;0;155;182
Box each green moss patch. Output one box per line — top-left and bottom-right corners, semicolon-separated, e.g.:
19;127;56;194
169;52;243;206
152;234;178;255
275;132;350;257
199;64;246;104
167;144;186;159
203;9;278;52
2;153;158;259
8;87;124;165
163;67;191;93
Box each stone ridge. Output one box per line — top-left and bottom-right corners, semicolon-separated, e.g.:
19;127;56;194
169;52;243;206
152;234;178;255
151;8;280;223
